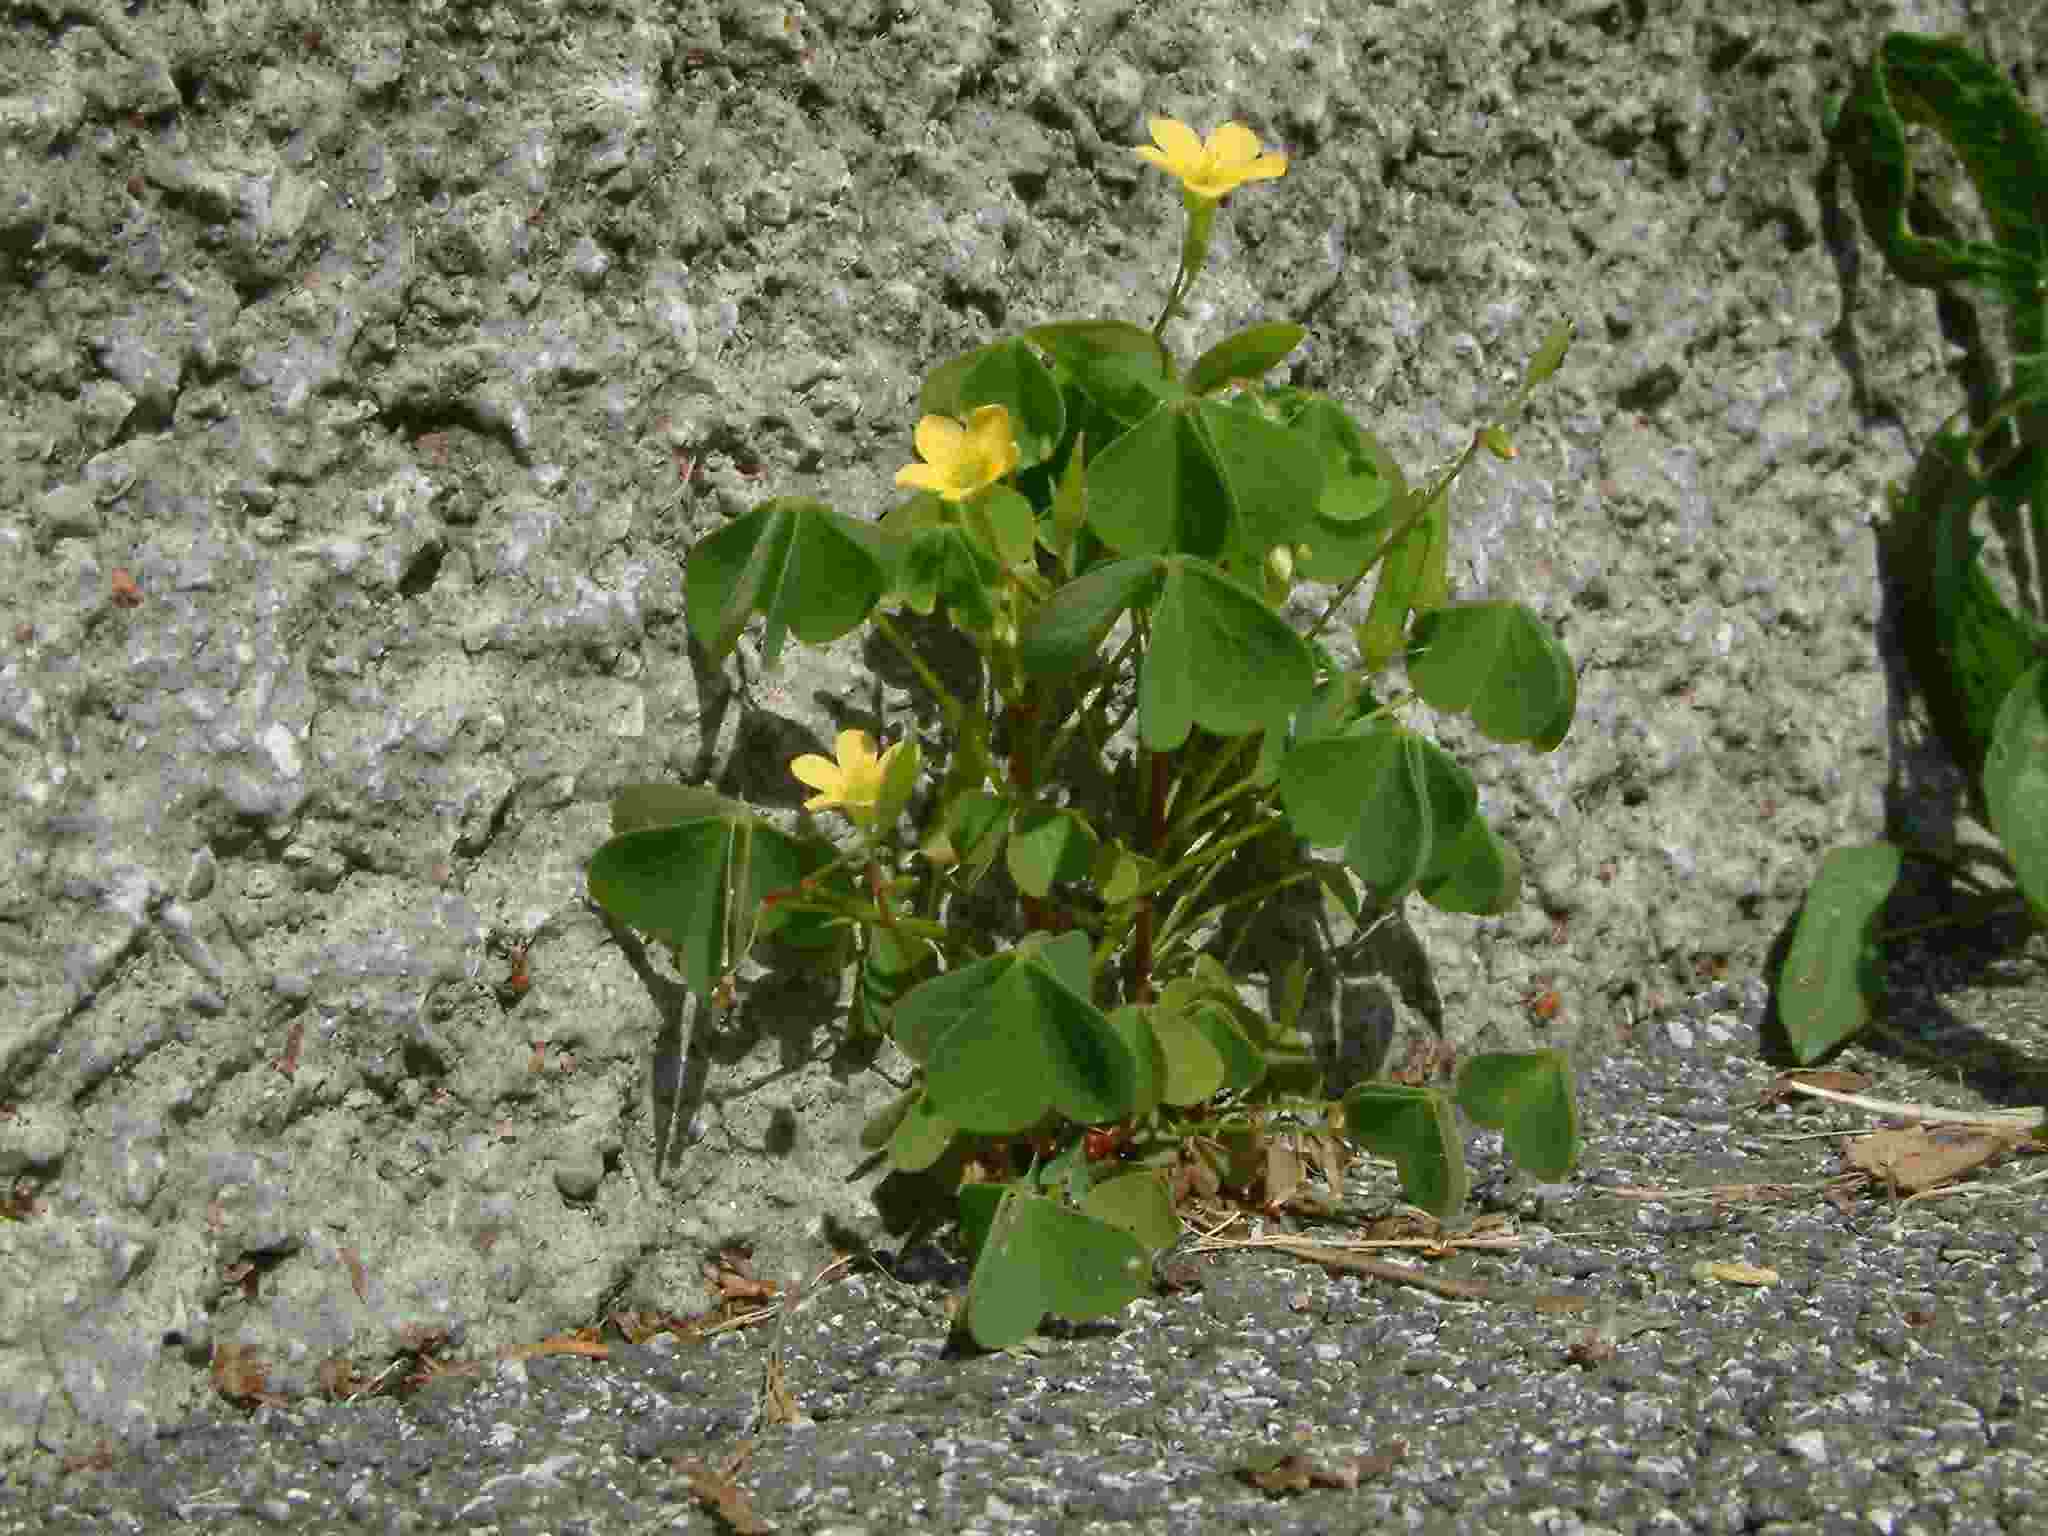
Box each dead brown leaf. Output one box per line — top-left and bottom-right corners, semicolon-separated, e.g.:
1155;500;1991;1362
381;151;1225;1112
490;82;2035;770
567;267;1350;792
761;1351;801;1426
210;1342;282;1407
1845;1123;2025;1195
1264;1139;1303;1211
340;1245;368;1303
677;1444;773;1534
1237;1441;1406;1496
1566;1329;1617;1367
1760;1069;1872;1107
706;1249;779;1304
1306;1132;1346;1201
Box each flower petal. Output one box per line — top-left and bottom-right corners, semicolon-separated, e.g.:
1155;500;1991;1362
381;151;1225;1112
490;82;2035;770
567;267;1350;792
834;729;879;775
790;754;843;794
964;405;1019;482
1148;116;1203;167
1208;121;1265;166
895;463;948;494
911;415;966;472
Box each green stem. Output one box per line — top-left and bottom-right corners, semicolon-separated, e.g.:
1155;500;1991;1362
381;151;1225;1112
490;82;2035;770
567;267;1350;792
1304;427;1487;645
872;611;967;732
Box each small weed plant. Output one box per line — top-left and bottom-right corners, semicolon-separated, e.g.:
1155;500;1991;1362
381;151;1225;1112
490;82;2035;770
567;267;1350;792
1783;37;2048;1063
590;117;1584;1348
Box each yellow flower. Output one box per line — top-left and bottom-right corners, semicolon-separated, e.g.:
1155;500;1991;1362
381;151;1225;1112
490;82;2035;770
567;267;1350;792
894;405;1019;503
1133;117;1288;202
790;729;908;823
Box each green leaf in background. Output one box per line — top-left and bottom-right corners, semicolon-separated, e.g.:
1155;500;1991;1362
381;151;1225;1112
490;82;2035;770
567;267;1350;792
1454;1050;1578;1182
1278;724;1435;905
920;337;1067;468
1026;320;1183;425
907;946;1136;1134
1936;501;2048;771
1017;556;1162;678
1831;34;2048;317
586;813;810;1004
1342;1082;1468;1221
685;497;887;666
1407;601;1577;751
1777;843;1904;1064
1984;659;2048;921
1140;558;1316;751
960;1184;1151;1350
1080;1169;1181;1255
1186;322;1307;396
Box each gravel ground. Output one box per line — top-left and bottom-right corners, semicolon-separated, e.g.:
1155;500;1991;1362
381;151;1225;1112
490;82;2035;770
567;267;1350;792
7;957;2047;1536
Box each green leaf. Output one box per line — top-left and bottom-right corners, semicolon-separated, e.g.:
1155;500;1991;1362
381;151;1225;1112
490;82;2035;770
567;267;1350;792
685;497;887;666
960;1185;1151;1350
1025;320;1182;425
908;947;1137;1133
1278;724;1435;905
887;1090;957;1173
1454;1050;1578;1182
1185;1002;1266;1094
1080;1169;1181;1255
1104;1005;1164;1119
1407;601;1577;751
932;790;1012;889
1187;322;1307;396
1192;398;1326;561
1008;802;1096;904
1017;556;1162;678
855;923;933;1040
1046;431;1088;573
1417;812;1522;916
1140;558;1316;751
1777;843;1904;1064
1983;659;2048;921
898;525;1002;629
1086;405;1229;558
607;784;751;835
1084;400;1321;562
1093;842;1151;907
1356;486;1450;669
1342;1083;1468;1220
921;338;1067;467
964;485;1039;567
1523;318;1577;390
586;814;812;1003
860;1083;919;1151
1146;999;1228;1106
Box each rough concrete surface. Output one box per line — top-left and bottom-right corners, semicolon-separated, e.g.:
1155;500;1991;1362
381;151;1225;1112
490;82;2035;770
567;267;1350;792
0;0;2044;1476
